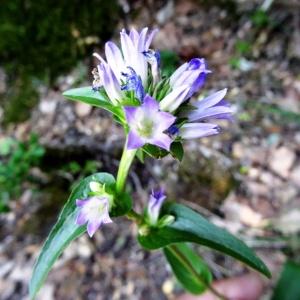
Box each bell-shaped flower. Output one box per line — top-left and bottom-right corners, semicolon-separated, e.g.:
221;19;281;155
95;28;158;86
170;58;211;99
93;27;158;104
177;89;232;140
76;196;113;237
124;95;176;150
97;60;122;105
147;189;166;225
187;88;233;122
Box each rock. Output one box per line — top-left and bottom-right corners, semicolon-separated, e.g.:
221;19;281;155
156;0;174;25
268;147;296;178
246;181;269;197
75;102;92;118
39;99;57;115
77;236;93;258
9;264;32;281
0;261;14;277
162;279;174;295
291;165;300;188
37;284;55;300
223;196;264;228
274;209;300;235
275;184;298;204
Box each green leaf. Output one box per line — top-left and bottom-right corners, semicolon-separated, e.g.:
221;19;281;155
29;172;115;299
271;261;300;300
164;243;212;294
142;144;168;159
110;191;132;217
138;203;271;278
63;87;125;123
135;149;145;163
170;142;184;161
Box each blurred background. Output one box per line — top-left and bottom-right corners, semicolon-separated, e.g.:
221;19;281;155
0;0;300;299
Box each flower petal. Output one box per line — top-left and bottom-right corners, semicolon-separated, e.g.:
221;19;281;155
99;62;122;105
169;62;188;87
148;188;166;225
138;27;148;51
76;199;87;207
105;42;125;80
129;28;139;46
87;220;102;237
145;28;159;50
159;85;190;112
76;211;88;226
195;89;228;110
127;130;145;149
149;133;173;151
143;94;159;111
180;123;220;139
188;106;233;122
124;106;138;125
120;29;148;84
156;111;176;131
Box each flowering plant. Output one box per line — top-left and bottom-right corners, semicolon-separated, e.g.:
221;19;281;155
29;28;270;299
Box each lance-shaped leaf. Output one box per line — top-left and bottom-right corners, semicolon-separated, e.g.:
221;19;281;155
138;202;271;278
271;261;300;300
63;87;125;123
29;172;115;299
164;243;212;294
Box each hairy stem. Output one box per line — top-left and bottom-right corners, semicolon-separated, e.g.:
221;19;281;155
167;245;228;300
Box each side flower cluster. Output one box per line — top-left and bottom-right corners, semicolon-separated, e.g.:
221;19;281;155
92;27;233;152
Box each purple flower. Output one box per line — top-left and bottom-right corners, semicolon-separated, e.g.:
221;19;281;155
159;84;190;112
179;123;220;139
102;27;158;85
95;59;122;105
187;89;233;122
143;50;161;84
124;95;176;150
147;189;166;225
76;196;113;237
121;67;145;102
93;27;158;104
178;89;232;140
170;58;211;99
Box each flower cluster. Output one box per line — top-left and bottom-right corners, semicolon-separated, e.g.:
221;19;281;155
77;27;233;237
92;27;233;152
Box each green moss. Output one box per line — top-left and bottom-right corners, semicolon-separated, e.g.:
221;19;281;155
0;0;120;123
0;0;120;81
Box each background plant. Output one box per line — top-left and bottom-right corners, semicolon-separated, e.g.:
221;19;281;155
0;134;45;212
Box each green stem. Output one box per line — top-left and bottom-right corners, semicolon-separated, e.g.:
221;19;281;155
116;139;137;194
167;245;228;300
126;209;143;224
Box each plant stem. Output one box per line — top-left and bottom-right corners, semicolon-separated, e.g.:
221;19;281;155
116;139;137;194
126;209;143;224
168;245;229;300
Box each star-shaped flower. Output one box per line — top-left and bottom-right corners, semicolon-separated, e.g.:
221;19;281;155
76;196;113;237
124;95;176;150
